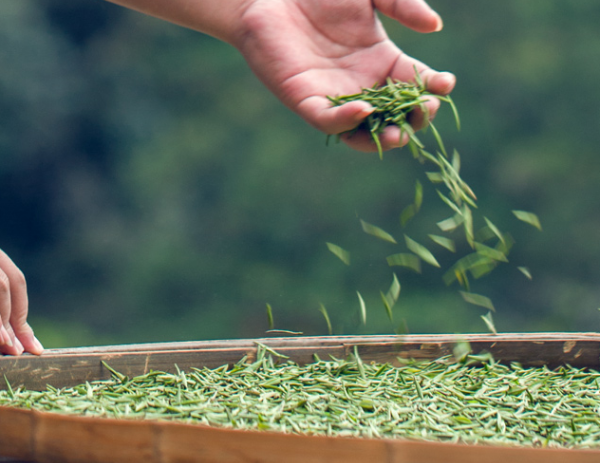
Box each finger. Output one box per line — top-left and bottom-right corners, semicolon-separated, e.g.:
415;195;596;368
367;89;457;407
391;54;456;96
299;97;374;135
340;125;410;153
4;262;43;355
376;0;443;33
407;96;440;131
0;251;40;355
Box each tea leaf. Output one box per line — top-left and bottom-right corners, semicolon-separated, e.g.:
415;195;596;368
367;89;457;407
437;214;464;232
474;242;509;263
381;274;401;322
357;291;367;325
380;291;394;323
429;123;447;157
512;210;542;231
405;235;440;268
481;311;498;334
266;303;274;330
326;242;351;265
360;219;397;244
400;204;417;228
414;179;423;211
460;291;496;312
318;303;333;335
518;266;533;280
484;217;506;244
386;253;422;273
428;234;456;253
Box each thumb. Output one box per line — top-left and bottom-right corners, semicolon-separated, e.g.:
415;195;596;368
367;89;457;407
375;0;443;33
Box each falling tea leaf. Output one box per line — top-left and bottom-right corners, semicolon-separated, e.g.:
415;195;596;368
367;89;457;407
512;210;542;231
460;291;496;312
318;303;333;335
518;266;533;280
481;311;498;334
428;234;456;252
266;303;274;331
357;291;367;325
386;253;422;273
360;219;397;244
326;242;351;265
405;235;440;268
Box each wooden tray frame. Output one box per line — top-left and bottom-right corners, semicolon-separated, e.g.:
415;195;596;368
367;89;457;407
1;333;600;463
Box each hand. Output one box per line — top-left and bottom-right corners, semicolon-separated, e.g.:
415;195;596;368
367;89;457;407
0;249;44;356
233;0;456;153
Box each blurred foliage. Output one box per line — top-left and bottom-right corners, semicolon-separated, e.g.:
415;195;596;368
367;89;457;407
1;0;600;347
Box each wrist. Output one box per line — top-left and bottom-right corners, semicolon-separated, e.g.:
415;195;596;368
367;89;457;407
105;0;255;45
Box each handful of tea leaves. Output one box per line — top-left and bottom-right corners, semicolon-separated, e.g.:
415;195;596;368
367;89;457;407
326;77;541;333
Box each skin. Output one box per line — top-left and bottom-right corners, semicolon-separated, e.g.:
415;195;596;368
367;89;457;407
2;0;455;355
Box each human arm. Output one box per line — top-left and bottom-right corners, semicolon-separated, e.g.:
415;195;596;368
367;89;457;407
0;250;44;355
105;0;456;153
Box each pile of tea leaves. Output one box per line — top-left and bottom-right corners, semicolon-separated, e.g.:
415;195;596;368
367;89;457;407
3;345;600;449
324;76;542;334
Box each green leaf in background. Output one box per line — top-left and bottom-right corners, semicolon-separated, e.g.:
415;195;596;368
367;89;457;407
325;242;350;266
512;210;542;231
360;219;397;244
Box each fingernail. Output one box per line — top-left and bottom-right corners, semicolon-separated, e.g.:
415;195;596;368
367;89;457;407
438;72;456;93
32;336;44;354
356;107;374;120
434;15;444;32
1;326;13;347
13;337;24;355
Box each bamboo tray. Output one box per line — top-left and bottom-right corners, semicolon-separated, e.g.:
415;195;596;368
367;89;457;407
2;333;600;463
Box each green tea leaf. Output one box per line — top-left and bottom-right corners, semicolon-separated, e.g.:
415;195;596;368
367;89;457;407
460;291;496;312
326;242;351;265
387;273;401;303
266;303;274;330
428;234;456;252
360;219;397;244
400;204;417;227
426;171;444;183
414;179;423;211
429;123;447;157
474;242;509;263
386;253;422;273
357;291;367;325
405;235;440;268
512;210;542;231
481;311;498;334
484;217;505;244
318;303;333;335
437;214;464;232
380;291;394;323
518;266;533;280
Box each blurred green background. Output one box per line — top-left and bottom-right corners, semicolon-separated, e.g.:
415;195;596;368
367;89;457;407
1;0;600;348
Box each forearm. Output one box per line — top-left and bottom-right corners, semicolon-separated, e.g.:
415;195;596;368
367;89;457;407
104;0;251;44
